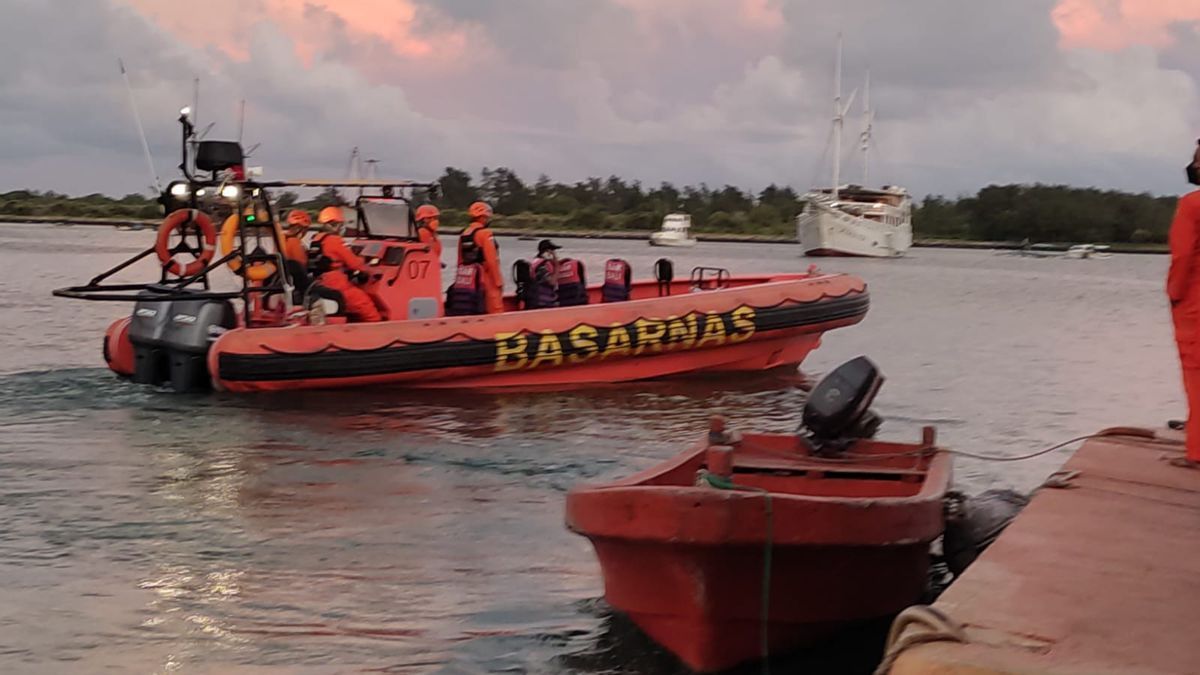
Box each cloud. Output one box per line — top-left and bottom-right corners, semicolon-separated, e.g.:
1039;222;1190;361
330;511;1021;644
1053;0;1200;51
0;0;1197;199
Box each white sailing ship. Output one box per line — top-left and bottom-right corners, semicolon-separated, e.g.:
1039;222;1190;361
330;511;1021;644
798;39;912;257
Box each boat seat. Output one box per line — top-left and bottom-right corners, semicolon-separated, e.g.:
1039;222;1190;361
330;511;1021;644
729;454;927;479
601;258;632;303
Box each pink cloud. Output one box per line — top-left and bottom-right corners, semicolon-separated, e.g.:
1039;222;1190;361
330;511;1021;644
122;0;468;67
1053;0;1200;50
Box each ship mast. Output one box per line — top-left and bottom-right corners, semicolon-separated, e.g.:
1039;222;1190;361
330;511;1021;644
861;70;872;185
832;35;843;201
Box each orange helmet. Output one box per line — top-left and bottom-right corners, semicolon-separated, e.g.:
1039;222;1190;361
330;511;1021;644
468;201;493;221
317;206;344;225
286;210;311;230
414;204;439;222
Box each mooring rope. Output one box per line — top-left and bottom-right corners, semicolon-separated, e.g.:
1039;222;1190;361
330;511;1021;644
872;605;967;675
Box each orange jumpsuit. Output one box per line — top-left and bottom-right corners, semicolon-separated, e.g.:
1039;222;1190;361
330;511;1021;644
1168;191;1200;462
459;222;503;314
283;233;308;267
313;232;382;323
418;220;443;261
281;233;311;303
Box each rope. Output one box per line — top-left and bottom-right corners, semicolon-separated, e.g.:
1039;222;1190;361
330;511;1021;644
696;470;774;673
738;431;1146;466
873;605;966;675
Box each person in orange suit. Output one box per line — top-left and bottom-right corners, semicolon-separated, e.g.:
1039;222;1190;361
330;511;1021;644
282;210;312;303
458;201;503;313
312;206;382;323
414;204;443;263
1168;140;1200;468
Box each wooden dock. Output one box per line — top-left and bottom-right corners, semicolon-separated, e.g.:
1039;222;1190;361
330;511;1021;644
888;427;1200;674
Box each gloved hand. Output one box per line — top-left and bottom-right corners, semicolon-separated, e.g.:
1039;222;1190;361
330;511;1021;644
351;270;370;285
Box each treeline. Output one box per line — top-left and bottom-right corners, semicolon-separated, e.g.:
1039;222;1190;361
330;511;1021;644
914;184;1179;244
0;190;161;220
0;175;1184;244
432;167;804;235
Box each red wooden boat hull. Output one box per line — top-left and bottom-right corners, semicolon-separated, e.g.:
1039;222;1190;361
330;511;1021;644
566;431;950;672
204;273;868;392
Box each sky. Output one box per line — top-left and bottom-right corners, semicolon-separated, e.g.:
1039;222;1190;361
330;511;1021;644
1;0;1198;199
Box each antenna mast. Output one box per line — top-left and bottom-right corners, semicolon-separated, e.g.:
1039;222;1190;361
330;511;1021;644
118;59;162;193
237;99;246;142
191;77;200;176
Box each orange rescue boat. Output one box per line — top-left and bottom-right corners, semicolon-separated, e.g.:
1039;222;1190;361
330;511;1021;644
566;359;951;671
206;270;867;392
54;114;868;393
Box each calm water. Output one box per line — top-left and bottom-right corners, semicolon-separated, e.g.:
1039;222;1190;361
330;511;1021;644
0;223;1183;673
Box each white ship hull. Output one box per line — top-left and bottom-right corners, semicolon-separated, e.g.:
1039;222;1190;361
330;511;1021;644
797;200;912;258
649;232;697;247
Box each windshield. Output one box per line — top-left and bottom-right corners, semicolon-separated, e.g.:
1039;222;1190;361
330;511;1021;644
359;198;413;238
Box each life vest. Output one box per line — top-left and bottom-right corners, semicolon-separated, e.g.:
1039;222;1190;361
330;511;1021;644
601;258;632;303
458;225;498;265
555;258;588;306
307;232;336;276
445;264;486;316
526;257;559;309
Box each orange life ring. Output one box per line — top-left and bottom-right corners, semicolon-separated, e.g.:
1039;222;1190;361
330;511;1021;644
155;209;217;277
220;213;279;282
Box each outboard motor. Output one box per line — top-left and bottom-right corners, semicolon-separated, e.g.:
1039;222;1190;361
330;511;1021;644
798;356;884;456
162;298;237;392
128;287;184;385
654;258;674;296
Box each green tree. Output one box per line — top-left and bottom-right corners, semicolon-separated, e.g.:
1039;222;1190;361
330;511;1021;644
438;167;478;209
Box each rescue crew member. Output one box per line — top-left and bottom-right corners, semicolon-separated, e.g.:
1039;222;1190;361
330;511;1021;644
414;204;443;264
527;239;561;309
283;209;312;303
458;201;503;314
1169;139;1200;469
311;206;382;323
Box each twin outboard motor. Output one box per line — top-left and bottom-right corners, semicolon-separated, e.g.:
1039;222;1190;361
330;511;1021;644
799;356;884;456
127;288;236;392
129;288;178;386
163;297;236;392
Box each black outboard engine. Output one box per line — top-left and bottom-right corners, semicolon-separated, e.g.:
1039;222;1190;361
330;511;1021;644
799;356;884;456
162;298;237;392
128;287;185;385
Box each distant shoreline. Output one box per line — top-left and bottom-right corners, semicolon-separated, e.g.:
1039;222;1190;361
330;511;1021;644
0;215;1170;254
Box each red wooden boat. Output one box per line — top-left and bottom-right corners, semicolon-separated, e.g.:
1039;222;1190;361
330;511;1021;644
53;112;869;393
565;359;951;671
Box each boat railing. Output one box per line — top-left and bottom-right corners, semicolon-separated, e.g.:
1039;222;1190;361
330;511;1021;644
690;266;730;291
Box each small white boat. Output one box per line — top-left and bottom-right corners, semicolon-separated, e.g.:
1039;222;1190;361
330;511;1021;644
997;243;1113;259
1064;244;1112;260
649;213;697;247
